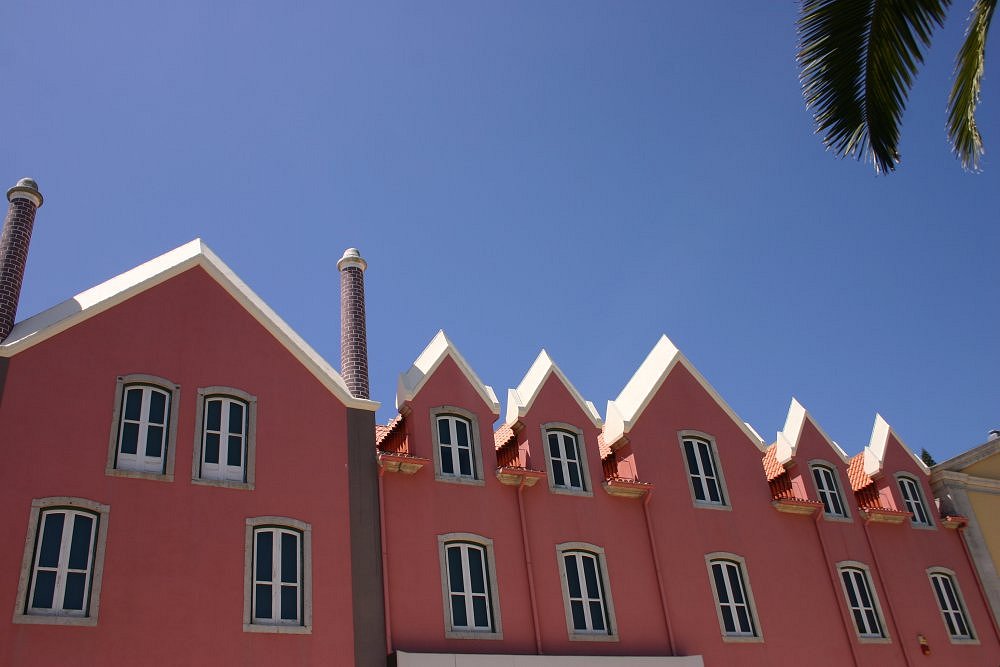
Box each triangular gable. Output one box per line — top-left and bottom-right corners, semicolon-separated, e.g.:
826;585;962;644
602;334;765;451
0;239;378;412
774;398;850;466
396;330;500;415
504;349;602;428
863;413;930;478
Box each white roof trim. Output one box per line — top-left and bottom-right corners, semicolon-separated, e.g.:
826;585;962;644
504;350;602;428
396;330;500;415
602;335;765;451
863;413;930;477
775;398;850;465
1;239;378;412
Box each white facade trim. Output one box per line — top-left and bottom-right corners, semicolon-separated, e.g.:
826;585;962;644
863;413;930;479
505;350;602;427
775;398;849;466
397;330;500;415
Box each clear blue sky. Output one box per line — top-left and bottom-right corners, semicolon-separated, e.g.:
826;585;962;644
3;2;997;463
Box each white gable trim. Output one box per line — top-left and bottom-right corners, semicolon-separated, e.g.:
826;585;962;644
0;239;378;412
863;413;930;478
396;330;500;415
602;335;764;451
504;350;602;428
775;398;850;466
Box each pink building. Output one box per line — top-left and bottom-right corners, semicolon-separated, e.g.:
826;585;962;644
1;180;997;666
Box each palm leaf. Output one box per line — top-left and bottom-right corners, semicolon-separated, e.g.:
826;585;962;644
947;0;996;171
799;0;950;173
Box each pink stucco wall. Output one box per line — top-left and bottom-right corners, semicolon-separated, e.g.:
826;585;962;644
0;267;358;666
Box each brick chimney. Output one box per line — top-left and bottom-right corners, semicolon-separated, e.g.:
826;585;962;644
0;178;43;342
338;247;369;399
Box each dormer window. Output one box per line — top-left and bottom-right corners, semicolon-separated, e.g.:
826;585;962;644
542;424;592;496
811;463;848;519
679;434;729;508
432;407;484;484
897;475;933;527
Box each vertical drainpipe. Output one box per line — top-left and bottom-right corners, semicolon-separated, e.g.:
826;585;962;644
339;248;386;666
813;510;861;666
0;178;43;342
860;518;912;666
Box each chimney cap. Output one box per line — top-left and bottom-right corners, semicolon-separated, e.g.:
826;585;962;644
7;178;43;206
337;247;367;272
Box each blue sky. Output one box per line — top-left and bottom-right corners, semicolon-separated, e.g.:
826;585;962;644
3;2;997;463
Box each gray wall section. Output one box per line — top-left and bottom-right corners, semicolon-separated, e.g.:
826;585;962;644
347;407;387;666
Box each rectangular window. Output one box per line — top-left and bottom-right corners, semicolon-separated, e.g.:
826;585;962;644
438;534;501;639
117;385;170;473
15;497;110;626
812;464;847;518
107;374;179;480
929;571;975;641
563;552;610;634
437;415;476;479
839;566;885;639
547;430;586;491
244;517;312;633
682;437;727;506
898;476;932;526
708;558;759;638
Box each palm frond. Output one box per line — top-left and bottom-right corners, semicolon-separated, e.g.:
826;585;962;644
947;0;996;171
799;0;950;173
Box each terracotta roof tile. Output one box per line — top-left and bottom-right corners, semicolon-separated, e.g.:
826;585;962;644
598;433;612;460
762;444;785;482
494;423;516;451
375;415;404;450
847;453;873;492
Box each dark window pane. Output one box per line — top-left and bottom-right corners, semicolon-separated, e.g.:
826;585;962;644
205;434;220;464
280;585;298;620
568;461;581;489
944;613;958;637
229;402;244;434
468;548;485;593
120;423;139;455
281;533;298;583
552;460;565;487
68;515;94;570
932;578;947;607
565;437;577;461
458;448;472;477
571;600;586;630
227;436;243;467
565;556;581;597
63;572;87;610
856;578;873;607
148;391;166;424
590;601;606;631
548;434;560;458
842;573;859;607
39;513;65;568
32;571;56;609
124;388;142;420
456;420;469;447
472;596;488;628
256;532;273;581
706;477;721;503
206;399;221;431
727;568;745;604
697;444;715;477
582;556;599;596
712;564;729;603
440;447;454;474
437;419;451;445
447;547;464;592
684;442;698;472
451;595;467;627
721;606;735;633
851;609;865;632
736;606;751;633
955;614;969;637
145;425;163;457
865;610;880;634
255;584;272;620
692;477;706;501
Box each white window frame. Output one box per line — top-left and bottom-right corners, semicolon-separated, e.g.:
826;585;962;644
437;533;502;639
896;474;934;528
431;407;484;486
13;497;110;627
192;387;257;490
705;552;763;642
837;562;889;642
542;423;592;496
809;460;850;520
678;432;731;510
556;543;618;641
927;567;978;644
243;517;312;634
106;374;179;482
